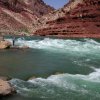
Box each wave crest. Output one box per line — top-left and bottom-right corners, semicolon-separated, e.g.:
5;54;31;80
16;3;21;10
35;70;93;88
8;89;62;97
10;68;100;99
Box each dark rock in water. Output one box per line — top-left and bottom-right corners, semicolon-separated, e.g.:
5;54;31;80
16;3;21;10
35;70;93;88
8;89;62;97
0;77;16;96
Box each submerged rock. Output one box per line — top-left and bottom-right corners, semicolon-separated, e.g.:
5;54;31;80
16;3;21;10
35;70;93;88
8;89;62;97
28;76;36;80
0;78;15;96
54;72;64;75
19;46;29;49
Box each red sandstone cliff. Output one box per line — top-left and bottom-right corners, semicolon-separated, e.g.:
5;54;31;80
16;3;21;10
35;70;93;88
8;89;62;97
0;0;54;35
33;0;100;38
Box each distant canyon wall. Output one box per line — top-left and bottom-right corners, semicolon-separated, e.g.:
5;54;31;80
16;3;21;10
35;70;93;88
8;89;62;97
33;0;100;38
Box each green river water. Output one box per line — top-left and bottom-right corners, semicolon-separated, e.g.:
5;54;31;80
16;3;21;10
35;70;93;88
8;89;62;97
0;36;100;100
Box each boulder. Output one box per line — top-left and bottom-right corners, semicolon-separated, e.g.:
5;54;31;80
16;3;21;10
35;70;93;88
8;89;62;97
0;79;15;96
0;40;11;49
0;76;11;81
54;72;64;75
28;76;36;80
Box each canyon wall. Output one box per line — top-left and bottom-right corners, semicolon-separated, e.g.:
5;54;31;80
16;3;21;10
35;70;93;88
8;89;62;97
33;0;100;38
0;0;54;35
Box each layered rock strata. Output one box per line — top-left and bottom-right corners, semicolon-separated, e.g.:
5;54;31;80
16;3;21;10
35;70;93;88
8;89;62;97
33;0;100;38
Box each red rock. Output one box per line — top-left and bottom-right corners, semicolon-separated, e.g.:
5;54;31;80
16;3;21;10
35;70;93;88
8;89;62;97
0;40;11;49
0;79;15;96
0;0;54;35
33;0;100;38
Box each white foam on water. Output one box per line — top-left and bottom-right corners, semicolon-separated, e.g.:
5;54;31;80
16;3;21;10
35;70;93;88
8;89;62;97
10;68;100;99
8;38;100;99
28;67;100;87
88;68;100;81
6;38;100;53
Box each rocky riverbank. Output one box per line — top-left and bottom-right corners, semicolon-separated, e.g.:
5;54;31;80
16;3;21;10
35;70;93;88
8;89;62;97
0;36;29;49
0;77;15;96
0;37;11;49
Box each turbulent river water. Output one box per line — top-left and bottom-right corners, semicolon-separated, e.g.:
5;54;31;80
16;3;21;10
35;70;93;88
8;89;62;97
0;36;100;100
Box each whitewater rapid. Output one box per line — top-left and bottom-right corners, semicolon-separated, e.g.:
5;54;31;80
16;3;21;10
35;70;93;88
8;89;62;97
6;37;100;100
10;67;100;100
6;38;100;53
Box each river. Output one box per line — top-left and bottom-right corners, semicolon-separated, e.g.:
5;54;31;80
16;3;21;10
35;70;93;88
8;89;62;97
0;36;100;100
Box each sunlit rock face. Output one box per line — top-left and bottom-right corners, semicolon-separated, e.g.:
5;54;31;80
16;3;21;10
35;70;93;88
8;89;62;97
0;0;54;35
0;78;15;96
33;0;100;38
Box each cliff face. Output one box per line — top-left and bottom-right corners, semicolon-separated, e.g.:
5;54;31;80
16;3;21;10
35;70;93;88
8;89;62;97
34;0;100;38
0;0;54;35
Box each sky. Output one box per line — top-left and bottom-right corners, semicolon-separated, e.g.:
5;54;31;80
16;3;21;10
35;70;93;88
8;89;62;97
43;0;68;9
